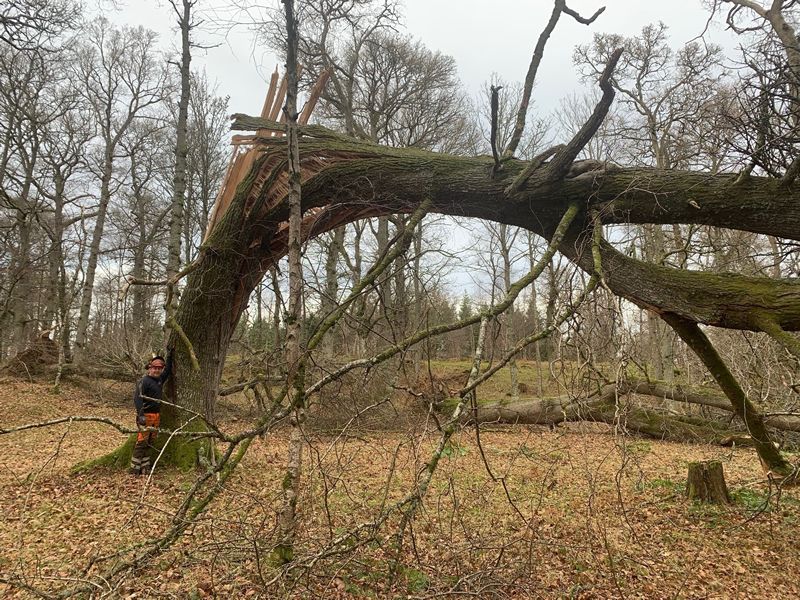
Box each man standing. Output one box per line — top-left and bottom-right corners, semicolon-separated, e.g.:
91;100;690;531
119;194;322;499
130;350;173;475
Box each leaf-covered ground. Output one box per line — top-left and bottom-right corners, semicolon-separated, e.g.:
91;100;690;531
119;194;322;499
1;376;799;598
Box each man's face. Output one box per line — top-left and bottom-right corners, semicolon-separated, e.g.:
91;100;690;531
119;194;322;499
147;361;165;377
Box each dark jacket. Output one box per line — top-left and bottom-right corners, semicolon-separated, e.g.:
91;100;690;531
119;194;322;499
133;353;173;416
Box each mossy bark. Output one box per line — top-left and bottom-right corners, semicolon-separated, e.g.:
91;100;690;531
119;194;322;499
72;434;136;473
474;382;778;447
74;425;212;474
663;313;792;477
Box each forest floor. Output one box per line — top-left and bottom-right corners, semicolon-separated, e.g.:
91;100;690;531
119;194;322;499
1;374;800;599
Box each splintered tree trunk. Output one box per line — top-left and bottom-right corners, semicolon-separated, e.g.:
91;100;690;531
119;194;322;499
686;461;731;504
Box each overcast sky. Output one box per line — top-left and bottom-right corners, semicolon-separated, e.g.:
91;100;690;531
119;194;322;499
105;0;740;117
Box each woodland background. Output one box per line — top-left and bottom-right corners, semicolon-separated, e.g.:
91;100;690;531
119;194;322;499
1;0;800;597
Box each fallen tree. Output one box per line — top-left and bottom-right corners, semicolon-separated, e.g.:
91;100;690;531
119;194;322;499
472;377;800;445
77;2;799;480
140;111;798;475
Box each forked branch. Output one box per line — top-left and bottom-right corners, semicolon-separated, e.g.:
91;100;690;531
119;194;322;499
503;0;606;159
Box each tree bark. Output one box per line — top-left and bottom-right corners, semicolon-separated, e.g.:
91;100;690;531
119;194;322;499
166;0;193;281
275;0;305;563
475;376;800;433
687;461;731;504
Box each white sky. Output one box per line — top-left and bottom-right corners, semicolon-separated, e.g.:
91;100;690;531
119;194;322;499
105;0;739;117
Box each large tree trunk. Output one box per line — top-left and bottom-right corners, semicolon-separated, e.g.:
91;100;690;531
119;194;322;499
11;208;33;354
83;170;268;470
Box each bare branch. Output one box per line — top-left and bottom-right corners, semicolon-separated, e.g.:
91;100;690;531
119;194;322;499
503;0;605;159
490;85;502;173
545;47;623;181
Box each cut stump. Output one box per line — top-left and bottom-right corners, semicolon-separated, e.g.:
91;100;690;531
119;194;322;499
686;460;731;504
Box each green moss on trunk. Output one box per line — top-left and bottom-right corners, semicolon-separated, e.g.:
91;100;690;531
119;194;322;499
152;419;216;472
72;434;136;474
71;423;215;474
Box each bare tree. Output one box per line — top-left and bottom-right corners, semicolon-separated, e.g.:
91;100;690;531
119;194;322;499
0;47;63;353
166;0;199;282
184;72;229;258
575;23;726;382
72;19;167;359
0;0;80;51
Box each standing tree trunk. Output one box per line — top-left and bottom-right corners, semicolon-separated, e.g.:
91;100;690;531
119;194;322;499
686;461;731;504
412;220;423;375
320;228;343;356
526;232;545;394
275;0;305;563
499;223;519;401
166;0;193;281
643;224;674;382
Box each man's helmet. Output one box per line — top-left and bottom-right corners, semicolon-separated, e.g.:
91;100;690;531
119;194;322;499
147;356;166;369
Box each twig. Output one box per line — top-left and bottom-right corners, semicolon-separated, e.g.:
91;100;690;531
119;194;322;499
458;274;599;398
142;415;200;496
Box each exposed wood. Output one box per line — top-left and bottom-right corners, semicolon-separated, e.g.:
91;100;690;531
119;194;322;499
299;67;331;125
260;68;280;121
204;69;327;241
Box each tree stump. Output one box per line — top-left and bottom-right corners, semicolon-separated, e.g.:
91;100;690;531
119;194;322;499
686;460;731;504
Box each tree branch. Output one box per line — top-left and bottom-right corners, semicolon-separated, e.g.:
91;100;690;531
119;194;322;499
490;85;502;173
545;47;622;182
503;0;605;159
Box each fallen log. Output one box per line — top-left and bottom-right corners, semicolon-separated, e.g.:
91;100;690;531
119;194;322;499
471;378;800;444
620;378;800;433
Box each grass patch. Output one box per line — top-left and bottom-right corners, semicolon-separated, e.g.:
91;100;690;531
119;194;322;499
637;477;685;495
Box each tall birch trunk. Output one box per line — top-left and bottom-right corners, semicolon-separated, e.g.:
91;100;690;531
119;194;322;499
167;0;192;281
275;0;306;563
